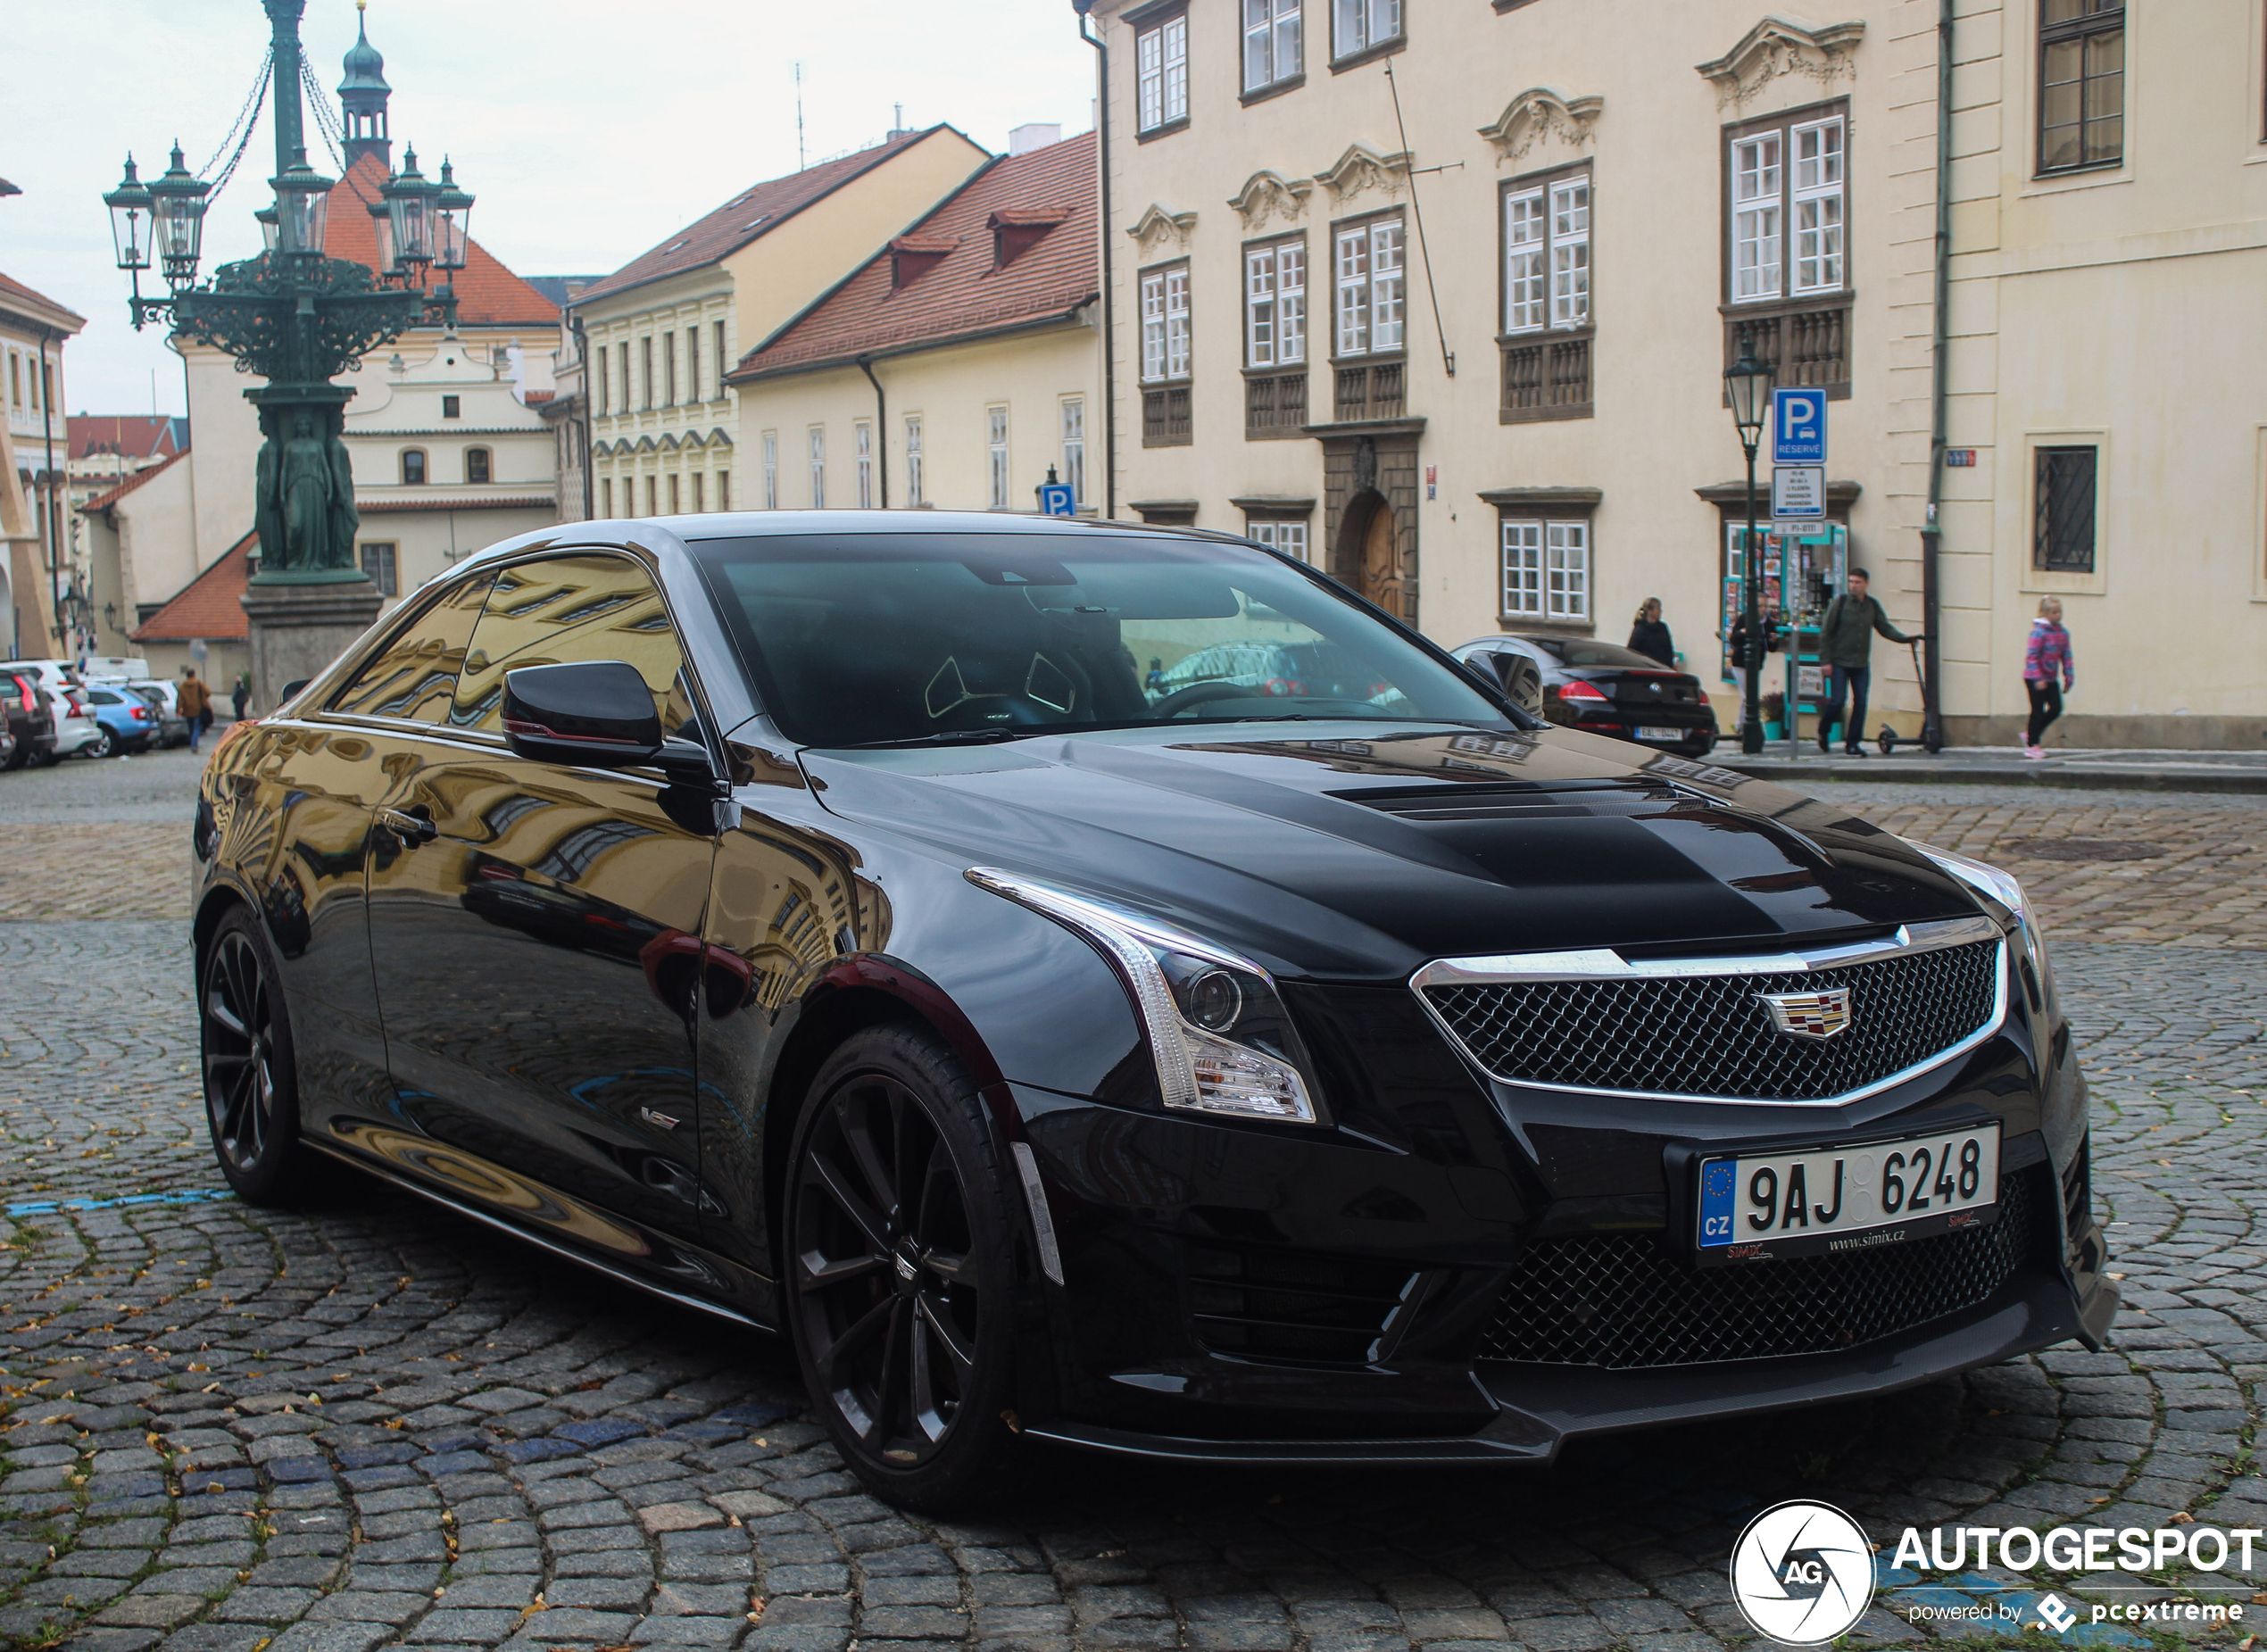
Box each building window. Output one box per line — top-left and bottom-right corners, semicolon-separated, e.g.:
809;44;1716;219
1244;0;1301;93
601;477;613;516
400;448;427;486
1060;399;1085;507
1333;216;1404;358
464;446;492;484
809;427;826;507
1136;11;1189;134
1500;166;1593;422
906;417;926;506
1245;237;1308;368
619;343;631;412
1730;111;1843;303
646;476;659;516
2034;445;2097;573
685;327;700;404
1500;518;1590;622
442;394;461;419
668;473;681;513
988;406;1010;509
663;333;677;406
1333;0;1400;62
855;420;875;509
1140;262;1192;446
713;322;727;399
692;471;705;511
359;541;399;596
641;336;654;409
2039;0;2123;172
718;470;730;511
762;431;779;509
596;349;610;415
1246;518;1309;561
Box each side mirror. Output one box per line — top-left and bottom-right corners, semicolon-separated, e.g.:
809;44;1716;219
503;660;663;768
1498;653;1544;718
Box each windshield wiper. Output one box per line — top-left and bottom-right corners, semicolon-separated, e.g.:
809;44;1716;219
835;727;1028;751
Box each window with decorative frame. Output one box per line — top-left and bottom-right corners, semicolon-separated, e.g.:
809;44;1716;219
663;333;677;406
762;432;778;510
1243;236;1308;438
905;417;926;506
618;343;630;413
1332;0;1400;63
1245;516;1310;562
596;348;610;416
1499;163;1592;422
1244;0;1301;95
2039;0;2123;172
713;323;727;400
1060;399;1085;507
808;427;826;508
685;327;701;404
1135;7;1189;135
359;541;399;597
601;477;613;517
1722;102;1851;395
1330;213;1405;422
400;448;427;486
855;420;875;509
1139;261;1192;446
2034;444;2097;573
668;473;681;513
987;406;1010;509
464;446;492;485
1499;515;1591;623
641;336;654;409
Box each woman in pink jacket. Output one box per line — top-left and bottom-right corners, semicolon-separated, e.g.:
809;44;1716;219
2023;597;2074;759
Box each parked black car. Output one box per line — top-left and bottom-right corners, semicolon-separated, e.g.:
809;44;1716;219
3;670;56;769
1454;634;1721;757
194;513;2114;1509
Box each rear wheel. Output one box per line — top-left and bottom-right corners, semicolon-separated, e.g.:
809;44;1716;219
785;1025;1018;1511
85;728;113;760
200;909;311;1205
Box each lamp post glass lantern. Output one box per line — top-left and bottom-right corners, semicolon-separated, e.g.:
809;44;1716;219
146;145;212;287
434;160;472;276
1724;334;1774;755
104;157;154;272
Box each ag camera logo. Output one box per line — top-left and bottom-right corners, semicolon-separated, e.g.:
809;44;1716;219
1731;1499;1876;1644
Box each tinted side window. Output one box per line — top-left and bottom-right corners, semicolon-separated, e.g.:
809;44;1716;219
453;553;693;737
330;574;494;721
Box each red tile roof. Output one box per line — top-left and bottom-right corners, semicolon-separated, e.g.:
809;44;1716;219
728;132;1095;381
0;270;86;331
131;532;254;643
70;415;187;463
79;447;187;513
576;129;956;308
326;154;559;328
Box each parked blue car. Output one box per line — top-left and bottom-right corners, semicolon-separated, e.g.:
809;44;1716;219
79;683;159;757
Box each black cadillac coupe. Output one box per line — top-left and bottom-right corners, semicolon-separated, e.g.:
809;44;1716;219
194;513;2115;1509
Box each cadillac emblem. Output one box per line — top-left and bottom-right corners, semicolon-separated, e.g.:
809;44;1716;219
1759;986;1854;1041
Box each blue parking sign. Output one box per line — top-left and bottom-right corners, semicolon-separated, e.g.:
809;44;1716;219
1771;386;1826;467
1038;482;1075;517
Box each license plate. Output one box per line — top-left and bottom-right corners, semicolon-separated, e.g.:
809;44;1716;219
1635;726;1689;741
1695;1123;2001;1265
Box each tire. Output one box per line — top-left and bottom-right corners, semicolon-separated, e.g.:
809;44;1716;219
86;728;113;760
199;908;311;1205
784;1024;1019;1512
35;746;59;768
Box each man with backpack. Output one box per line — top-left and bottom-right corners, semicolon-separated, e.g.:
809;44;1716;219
1816;569;1917;756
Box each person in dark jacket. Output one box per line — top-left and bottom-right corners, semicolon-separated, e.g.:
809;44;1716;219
1816;568;1915;756
1628;598;1674;667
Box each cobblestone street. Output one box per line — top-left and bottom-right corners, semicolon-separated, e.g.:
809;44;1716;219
4;754;2266;1651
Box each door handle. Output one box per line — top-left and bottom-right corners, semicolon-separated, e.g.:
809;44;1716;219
377;806;437;845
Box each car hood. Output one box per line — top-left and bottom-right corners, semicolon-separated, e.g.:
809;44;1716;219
798;723;1983;980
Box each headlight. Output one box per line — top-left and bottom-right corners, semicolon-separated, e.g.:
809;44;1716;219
1911;842;2055;1015
966;868;1321;1125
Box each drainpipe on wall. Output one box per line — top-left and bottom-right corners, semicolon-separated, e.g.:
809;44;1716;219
1075;0;1117;519
569;312;596;522
39;328;62;649
1919;0;1955;751
858;354;889;508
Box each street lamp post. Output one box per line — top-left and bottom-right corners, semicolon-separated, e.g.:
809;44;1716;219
101;0;469;585
1723;331;1774;756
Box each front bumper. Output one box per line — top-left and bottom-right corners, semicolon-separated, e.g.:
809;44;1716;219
1006;991;2112;1464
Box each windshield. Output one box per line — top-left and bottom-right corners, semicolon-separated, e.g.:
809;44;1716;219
688;533;1515;747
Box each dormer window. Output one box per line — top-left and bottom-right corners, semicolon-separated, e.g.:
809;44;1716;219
990;210;1067;270
890;234;956;289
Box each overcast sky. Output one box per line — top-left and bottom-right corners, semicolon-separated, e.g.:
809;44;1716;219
6;0;1097;419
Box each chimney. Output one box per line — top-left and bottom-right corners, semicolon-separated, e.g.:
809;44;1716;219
1008;123;1063;157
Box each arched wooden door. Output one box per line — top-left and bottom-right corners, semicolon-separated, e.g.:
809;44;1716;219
1359;495;1403;615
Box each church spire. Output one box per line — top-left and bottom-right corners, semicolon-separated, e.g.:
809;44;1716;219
339;1;392;170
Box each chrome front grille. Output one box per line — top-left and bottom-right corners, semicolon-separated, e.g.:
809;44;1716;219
1414;918;2005;1104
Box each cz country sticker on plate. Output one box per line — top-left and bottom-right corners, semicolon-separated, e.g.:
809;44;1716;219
1695;1123;2001;1265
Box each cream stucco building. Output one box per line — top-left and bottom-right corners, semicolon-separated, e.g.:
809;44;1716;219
0;271;83;660
574;127;991;525
1088;0;2266;748
727;129;1100;519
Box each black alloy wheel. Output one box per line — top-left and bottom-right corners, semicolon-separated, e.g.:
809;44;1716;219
201;910;307;1204
86;727;113;760
786;1025;1016;1510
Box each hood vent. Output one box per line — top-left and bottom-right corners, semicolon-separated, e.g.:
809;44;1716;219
1330;778;1685;823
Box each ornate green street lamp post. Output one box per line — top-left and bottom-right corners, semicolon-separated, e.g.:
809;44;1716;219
1723;332;1774;757
102;0;469;588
